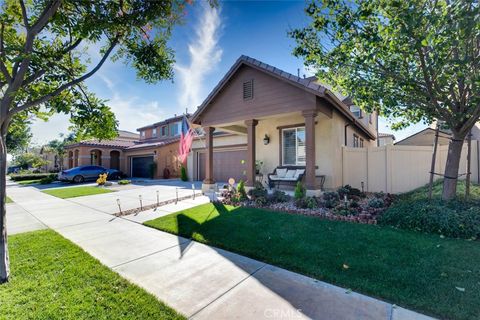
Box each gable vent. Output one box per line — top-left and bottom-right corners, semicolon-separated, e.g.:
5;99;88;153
243;79;254;100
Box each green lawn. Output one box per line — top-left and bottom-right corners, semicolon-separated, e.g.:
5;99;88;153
6;196;12;203
43;186;114;199
17;179;42;185
0;230;184;320
399;179;480;201
145;203;480;320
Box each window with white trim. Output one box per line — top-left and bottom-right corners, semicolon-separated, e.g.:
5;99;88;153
152;128;157;137
350;105;362;118
353;134;359;148
360;138;364;147
140;131;145;137
161;126;167;136
282;127;306;165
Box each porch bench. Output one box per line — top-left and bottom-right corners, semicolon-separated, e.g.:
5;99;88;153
267;166;305;189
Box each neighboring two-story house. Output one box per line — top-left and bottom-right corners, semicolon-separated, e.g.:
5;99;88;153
64;115;185;178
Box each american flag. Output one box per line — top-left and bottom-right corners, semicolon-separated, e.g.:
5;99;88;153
178;116;194;164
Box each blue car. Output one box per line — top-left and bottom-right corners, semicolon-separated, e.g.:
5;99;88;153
58;166;123;183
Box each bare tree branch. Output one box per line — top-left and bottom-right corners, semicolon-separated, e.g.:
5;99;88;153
11;37;119;115
19;0;30;29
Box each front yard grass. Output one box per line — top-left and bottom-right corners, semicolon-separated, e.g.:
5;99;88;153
0;229;184;320
17;179;42;185
43;186;114;199
145;202;480;320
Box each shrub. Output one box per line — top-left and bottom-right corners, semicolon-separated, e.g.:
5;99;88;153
321;191;339;208
270;190;290;203
379;199;480;239
40;174;56;184
180;166;188;182
118;179;131;185
237;180;248;201
249;182;267;198
294;182;305;200
10;173;55;181
296;196;318;209
337;184;365;199
368;197;385;208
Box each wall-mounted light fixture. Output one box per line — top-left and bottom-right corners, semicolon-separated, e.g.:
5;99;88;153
263;134;270;145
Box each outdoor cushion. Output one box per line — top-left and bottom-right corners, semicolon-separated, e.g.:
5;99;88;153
269;175;280;180
284;170;296;178
294;169;305;179
276;168;287;178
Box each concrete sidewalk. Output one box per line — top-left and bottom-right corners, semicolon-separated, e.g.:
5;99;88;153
6;186;435;320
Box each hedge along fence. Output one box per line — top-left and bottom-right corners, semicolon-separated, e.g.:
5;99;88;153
342;143;479;194
10;173;57;181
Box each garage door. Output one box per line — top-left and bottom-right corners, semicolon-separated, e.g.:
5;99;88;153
131;156;154;178
198;149;247;182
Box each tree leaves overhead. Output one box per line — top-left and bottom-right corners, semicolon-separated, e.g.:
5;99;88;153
0;0;193;140
290;0;480;135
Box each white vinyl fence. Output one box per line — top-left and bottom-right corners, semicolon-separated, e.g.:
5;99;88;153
342;142;479;194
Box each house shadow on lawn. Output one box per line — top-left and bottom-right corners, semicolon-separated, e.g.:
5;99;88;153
170;202;392;320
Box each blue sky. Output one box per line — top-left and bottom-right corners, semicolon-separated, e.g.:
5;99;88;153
31;0;426;144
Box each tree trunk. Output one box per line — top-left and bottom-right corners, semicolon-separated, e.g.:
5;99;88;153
442;134;465;200
0;129;9;283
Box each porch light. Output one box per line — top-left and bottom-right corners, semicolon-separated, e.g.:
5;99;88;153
263;134;270;145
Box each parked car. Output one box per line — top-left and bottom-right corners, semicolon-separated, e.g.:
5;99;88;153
58;166;123;183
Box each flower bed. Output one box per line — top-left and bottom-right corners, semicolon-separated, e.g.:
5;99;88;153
218;182;394;225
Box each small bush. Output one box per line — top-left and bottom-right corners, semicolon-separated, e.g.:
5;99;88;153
296;196;318;209
294;182;305;200
249;182;267;198
337;184;365;199
96;173;107;186
379;199;480;239
368;197;385;208
118;180;131;185
270;190;290;203
321;191;339;208
180;166;188;182
237;180;247;201
10;173;55;181
40;175;56;184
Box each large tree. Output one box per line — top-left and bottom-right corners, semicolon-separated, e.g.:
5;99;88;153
0;0;193;283
290;0;479;200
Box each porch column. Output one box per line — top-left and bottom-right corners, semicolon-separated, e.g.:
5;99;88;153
302;110;320;196
245;119;258;189
202;126;216;193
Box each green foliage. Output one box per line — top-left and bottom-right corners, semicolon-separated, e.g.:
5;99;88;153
295;196;318;209
0;230;183;319
270;190;290;203
379;199;480;239
290;0;480;133
248;182;268;205
12;153;48;169
337;185;365;199
118;179;131;185
10;173;54;182
236;180;248;201
40;174;57;185
294;181;306;200
43;186;114;199
321;191;340;208
145;203;480;320
180;166;188;182
368;197;385;208
6;112;32;153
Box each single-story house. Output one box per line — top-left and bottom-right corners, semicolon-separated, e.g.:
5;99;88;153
188;55;379;195
63;115;185;178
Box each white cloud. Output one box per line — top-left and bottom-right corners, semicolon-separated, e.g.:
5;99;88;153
175;3;222;110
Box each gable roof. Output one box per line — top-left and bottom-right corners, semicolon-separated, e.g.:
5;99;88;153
191;55;376;140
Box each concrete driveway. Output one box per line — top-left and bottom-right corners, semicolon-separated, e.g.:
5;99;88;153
6;184;435;320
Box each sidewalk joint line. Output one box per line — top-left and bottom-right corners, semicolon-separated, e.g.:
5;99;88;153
187;263;267;319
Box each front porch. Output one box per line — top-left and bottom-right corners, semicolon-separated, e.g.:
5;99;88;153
200;111;324;196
